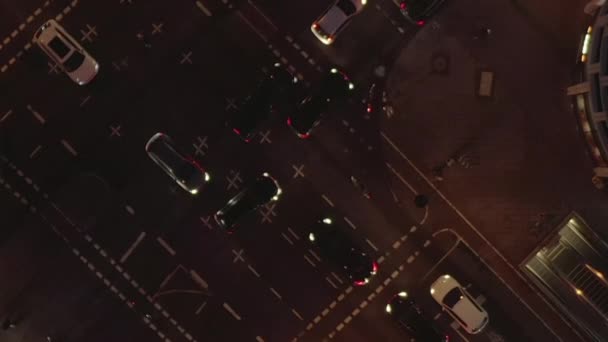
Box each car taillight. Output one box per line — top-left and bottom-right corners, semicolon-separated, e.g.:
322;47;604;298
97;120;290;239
299;133;310;139
372;262;378;274
287;117;292;126
233;128;241;135
417;20;425;26
354;280;366;286
400;1;406;9
367;104;372;113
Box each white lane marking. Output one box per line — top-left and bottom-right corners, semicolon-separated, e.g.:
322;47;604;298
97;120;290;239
304;255;316;267
156;237;176;256
331;272;344;284
195;301;207;314
125;205;135;215
344;315;352;324
60;139;78;156
308;249;321;262
248;265;260;278
270;287;282;300
365;238;379;252
313;315;321;323
236;11;268;42
195;0;212;16
345;286;353;294
344;217;357;230
424;240;431;247
120;231;146;263
287;227;300;240
247;0;278;30
281;232;294;245
337;293;345;301
386;162;418;194
321;194;334;207
26;104;45;124
291;309;304;321
326;276;338;289
190;270;209;290
336;323;344;331
391;270;399;278
377;255;385;264
223;302;241;320
29;145;42;158
392;240;401;249
1;109;12;122
434;312;442;320
407;255;415;263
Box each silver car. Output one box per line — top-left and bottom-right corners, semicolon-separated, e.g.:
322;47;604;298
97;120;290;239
34;19;99;85
145;133;210;195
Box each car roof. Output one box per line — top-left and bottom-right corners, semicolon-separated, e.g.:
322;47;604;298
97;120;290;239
318;5;350;35
402;0;445;19
219;176;278;227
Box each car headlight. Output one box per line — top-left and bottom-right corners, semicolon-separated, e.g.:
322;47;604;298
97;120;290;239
308;233;315;242
385;304;392;313
190;189;199;195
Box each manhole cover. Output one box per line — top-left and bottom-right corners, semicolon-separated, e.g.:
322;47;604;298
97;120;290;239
430;52;450;75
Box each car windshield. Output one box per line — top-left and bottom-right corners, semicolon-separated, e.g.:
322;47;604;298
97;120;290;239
48;36;71;58
64;51;85;72
336;0;357;15
442;287;463;308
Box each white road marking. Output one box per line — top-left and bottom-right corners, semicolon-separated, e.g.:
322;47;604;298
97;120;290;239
247;0;278;30
308;249;321;262
392;241;401;249
1;109;12;122
256;337;265;342
391;270;399;279
287;227;300;240
156;237;176;256
424;240;431;247
270;287;282;300
407;255;415;263
343;216;357;230
377;255;385;264
303;255;316;267
281;232;294;245
331;272;344;284
386;162;417;194
120;231;146;262
29;145;42;158
291;309;303;320
60;139;78;156
337;293;345;301
236;11;268;42
195;1;212;16
248;265;260;278
336;323;344;331
410;226;417;233
125;205;135;215
352;307;360;316
232;249;245;263
365;238;378;252
313;315;321;323
26;104;45;124
223;302;241;320
326;276;338;289
321;194;334;207
195;301;207;315
189;270;209;290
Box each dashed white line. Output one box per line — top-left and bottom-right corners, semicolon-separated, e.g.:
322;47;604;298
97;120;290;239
29;145;41;159
392;240;401;249
326;276;338;289
321;194;334;207
270;287;282;300
236;11;268;42
248;264;260;277
377;255;385;264
125;205;135;215
308;249;321;262
26;104;45;124
365;238;379;252
120;231;146;263
343;217;357;230
281;232;294;245
60;139;78;156
195;1;212;16
1;109;12;122
386;162;418;194
291;309;304;321
287;227;300;240
303;255;316;267
331;272;344;284
190;270;209;289
407;255;415;263
156;237;176;256
424;240;431;247
223;302;241;320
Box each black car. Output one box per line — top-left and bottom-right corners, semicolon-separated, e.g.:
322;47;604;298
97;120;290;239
214;173;282;231
386;291;449;342
287;67;354;139
228;63;299;142
365;82;388;116
308;217;377;285
399;0;445;26
145;133;210;195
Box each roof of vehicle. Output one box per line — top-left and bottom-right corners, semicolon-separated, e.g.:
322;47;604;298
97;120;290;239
401;0;445;19
318;5;351;35
218;176;279;228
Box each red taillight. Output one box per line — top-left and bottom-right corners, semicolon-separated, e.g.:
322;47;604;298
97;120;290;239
299;133;310;139
372;262;378;273
367;105;372;113
400;1;406;9
417;20;425;26
233;128;241;135
287;117;292;126
354;280;366;286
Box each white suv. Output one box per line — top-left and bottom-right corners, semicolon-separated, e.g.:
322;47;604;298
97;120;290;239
430;274;489;334
34;19;99;85
311;0;366;45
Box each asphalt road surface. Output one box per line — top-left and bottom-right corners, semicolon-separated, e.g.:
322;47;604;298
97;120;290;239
0;0;592;341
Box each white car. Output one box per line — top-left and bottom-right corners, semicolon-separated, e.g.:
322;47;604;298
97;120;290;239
311;0;366;45
430;274;489;334
34;19;99;85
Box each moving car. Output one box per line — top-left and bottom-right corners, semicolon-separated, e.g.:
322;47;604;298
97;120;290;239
311;0;367;45
308;217;377;285
287;68;354;138
214;173;281;231
365;82;388;115
430;274;489;334
399;0;446;26
34;19;99;85
145;133;210;195
386;291;449;341
228;63;299;142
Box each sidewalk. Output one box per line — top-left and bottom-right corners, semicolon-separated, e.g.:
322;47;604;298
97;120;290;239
382;0;606;340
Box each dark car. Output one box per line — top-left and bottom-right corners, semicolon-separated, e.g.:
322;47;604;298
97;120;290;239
214;173;282;231
228;63;299;142
386;291;450;341
287;67;354;139
308;217;377;285
399;0;445;26
145;133;210;195
365;82;388;116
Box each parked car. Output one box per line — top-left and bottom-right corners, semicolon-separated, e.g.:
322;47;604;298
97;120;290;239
228;63;299;142
308;217;377;285
399;0;446;26
430;274;489;334
287;68;354;138
386;291;449;341
311;0;366;45
145;133;210;195
214;173;281;231
34;19;99;85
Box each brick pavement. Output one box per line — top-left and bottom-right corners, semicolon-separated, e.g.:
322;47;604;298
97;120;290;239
382;0;608;340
